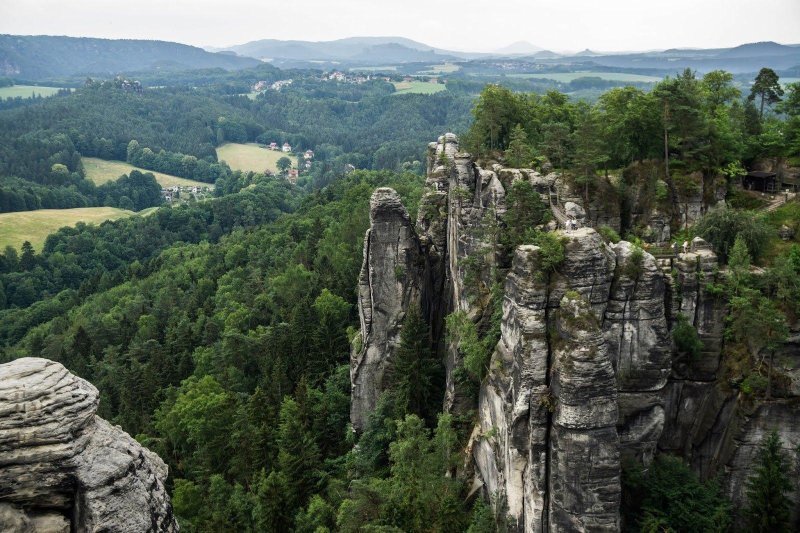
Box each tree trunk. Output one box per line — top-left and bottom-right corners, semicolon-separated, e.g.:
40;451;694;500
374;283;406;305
759;92;765;120
663;101;680;226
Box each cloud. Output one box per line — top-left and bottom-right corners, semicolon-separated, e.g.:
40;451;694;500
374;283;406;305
1;0;798;51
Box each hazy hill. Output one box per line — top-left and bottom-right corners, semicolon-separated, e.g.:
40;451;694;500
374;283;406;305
493;41;545;55
219;36;484;64
587;41;800;74
0;35;261;80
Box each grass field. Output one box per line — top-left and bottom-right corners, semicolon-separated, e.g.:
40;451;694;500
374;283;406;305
419;63;460;74
506;72;663;83
350;66;398;72
392;81;447;95
0;85;66;99
82;157;211;188
216;143;296;173
0;207;136;251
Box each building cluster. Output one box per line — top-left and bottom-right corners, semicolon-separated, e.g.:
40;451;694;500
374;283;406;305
161;184;212;204
324;71;376;84
267;142;293;152
252;79;293;92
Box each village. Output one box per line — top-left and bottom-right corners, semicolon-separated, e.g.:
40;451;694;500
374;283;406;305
160;184;214;205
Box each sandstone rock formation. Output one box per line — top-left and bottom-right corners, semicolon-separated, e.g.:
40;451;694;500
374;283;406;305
0;357;178;532
350;188;424;431
351;133;800;531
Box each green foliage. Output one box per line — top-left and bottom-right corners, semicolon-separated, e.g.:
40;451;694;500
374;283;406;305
621;245;645;281
622;455;731;533
503;124;534;167
532;230;566;276
502;180;549;249
598;225;621;244
672;313;703;360
338;414;468;532
694;207;773;263
446;311;488;382
503;181;549;245
385;307;442;423
749;68;784;119
277;156;292;173
744;431;793;532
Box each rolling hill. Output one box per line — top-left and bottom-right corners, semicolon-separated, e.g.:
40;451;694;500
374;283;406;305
0;35;262;80
217;36;484;64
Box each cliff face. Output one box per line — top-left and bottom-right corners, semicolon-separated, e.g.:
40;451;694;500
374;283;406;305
0;357;178;533
350;188;424;431
351;134;800;531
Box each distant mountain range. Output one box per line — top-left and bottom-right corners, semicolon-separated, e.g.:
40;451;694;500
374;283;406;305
0;35;261;80
2;34;798;82
217;37;800;74
211;36;479;64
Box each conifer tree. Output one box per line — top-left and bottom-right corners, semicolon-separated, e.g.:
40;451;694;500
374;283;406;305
386;306;441;422
504;124;533;168
744;430;792;532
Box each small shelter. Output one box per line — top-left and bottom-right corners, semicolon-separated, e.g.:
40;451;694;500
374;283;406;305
743;170;778;193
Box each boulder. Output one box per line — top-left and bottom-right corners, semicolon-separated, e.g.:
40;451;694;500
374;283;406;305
0;358;177;532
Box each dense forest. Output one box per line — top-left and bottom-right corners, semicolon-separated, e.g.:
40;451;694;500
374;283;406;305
1;58;799;531
0;75;472;213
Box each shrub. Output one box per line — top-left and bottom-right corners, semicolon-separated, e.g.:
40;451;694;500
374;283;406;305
694;207;772;263
673;313;703;360
532;231;565;275
598;225;621;244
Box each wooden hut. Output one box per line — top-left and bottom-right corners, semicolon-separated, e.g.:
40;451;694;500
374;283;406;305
743;170;778;193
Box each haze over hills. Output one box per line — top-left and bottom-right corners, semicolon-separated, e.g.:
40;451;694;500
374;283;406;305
492;41;545;55
1;33;799;82
0;35;261;80
216;35;800;74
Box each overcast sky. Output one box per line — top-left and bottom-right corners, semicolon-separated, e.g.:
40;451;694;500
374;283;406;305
1;0;799;52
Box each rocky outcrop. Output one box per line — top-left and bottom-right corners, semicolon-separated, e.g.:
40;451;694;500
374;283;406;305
605;241;670;463
549;295;620;532
0;357;177;532
472;230;647;531
350;188;424;431
351;133;800;531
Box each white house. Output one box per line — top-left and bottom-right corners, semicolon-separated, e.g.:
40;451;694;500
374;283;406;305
282;142;292;153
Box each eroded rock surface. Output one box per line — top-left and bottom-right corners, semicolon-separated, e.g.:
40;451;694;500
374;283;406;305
0;357;177;532
350;133;800;531
350;188;424;431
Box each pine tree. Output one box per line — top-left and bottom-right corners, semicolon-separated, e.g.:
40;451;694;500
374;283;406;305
504;124;533;168
19;241;36;271
276;396;322;509
386;306;441;422
749;68;784;119
744;430;792;532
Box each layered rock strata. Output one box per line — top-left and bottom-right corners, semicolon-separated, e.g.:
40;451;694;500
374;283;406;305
0;357;178;532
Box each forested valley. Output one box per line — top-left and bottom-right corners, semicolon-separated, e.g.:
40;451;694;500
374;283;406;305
1;53;800;532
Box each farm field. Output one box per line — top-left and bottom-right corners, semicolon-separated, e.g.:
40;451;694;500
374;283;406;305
82;157;211;188
506;72;663;82
350;66;398;72
0;85;66;99
419;63;460;74
392;81;447;95
216;143;295;173
0;207;136;251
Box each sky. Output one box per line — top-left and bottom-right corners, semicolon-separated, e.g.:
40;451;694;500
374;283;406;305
1;0;799;53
